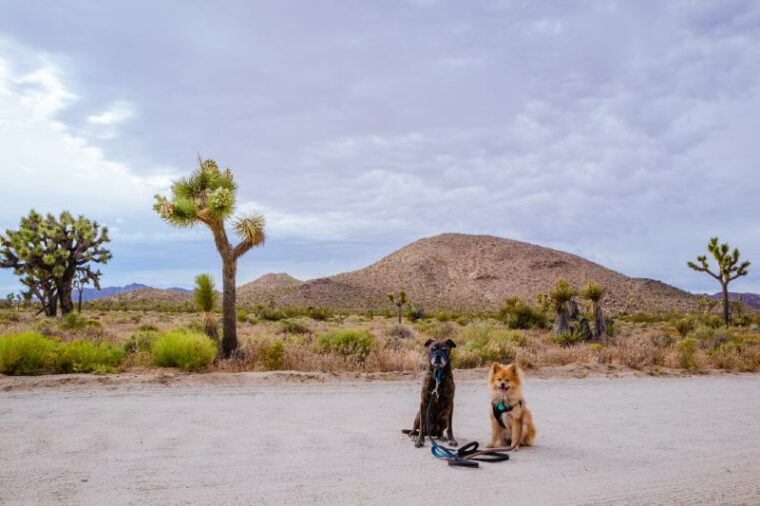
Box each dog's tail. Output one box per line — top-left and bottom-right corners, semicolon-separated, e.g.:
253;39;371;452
522;409;537;446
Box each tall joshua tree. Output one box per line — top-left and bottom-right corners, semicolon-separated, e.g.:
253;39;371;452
688;237;750;325
387;291;408;325
154;159;265;357
581;281;606;339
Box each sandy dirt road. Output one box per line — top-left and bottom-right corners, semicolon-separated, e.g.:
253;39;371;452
1;372;759;505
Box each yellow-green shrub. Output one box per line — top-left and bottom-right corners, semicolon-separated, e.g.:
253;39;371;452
152;330;217;371
314;329;374;361
0;332;56;375
55;341;126;374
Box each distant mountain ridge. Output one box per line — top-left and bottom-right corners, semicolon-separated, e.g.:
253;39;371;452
81;283;190;301
708;292;760;309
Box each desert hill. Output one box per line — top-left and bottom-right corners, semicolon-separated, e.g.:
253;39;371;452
238;233;699;312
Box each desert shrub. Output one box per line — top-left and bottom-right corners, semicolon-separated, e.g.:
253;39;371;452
54;341;125;374
673;316;695;338
60;312;88;330
279;319;310;335
138;323;159;332
551;330;583;346
237;309;249;323
455;324;523;368
0;310;21;324
0;332;56;375
455;315;470;326
688;325;715;342
124;329;159;353
386;324;414;339
416;320;457;340
499;297;548;329
605;317;616;337
434;311;454;322
258;339;285;370
694;313;723;329
260;308;286;321
307;307;332;321
677;337;700;371
151;330;217;371
314;329;375;361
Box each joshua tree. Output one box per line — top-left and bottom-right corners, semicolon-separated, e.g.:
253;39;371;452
5;292;13;309
550;278;577;335
581;281;606;339
387;290;408;325
194;273;219;341
0;210;110;316
154;159;265;357
688;237;750;325
697;296;719;315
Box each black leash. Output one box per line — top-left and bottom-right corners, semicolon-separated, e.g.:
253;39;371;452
422;367;511;469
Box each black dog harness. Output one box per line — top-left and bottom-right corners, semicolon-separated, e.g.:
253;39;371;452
492;400;523;429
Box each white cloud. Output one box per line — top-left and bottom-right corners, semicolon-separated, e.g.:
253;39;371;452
87;100;135;125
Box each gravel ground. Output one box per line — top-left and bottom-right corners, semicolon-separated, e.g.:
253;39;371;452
1;372;759;505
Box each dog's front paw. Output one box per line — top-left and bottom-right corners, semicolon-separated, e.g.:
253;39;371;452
415;438;424;448
448;439;458;447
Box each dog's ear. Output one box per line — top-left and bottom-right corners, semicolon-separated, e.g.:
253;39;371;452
424;339;434;347
444;339;456;349
490;362;501;375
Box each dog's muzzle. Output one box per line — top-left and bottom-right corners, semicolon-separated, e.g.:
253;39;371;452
430;348;449;368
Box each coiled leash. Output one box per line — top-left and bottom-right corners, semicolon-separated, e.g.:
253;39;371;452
424;366;511;469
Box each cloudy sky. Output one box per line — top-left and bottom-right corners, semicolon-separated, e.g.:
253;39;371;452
1;0;758;295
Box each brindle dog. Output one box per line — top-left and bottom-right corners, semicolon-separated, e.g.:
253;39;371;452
403;338;457;448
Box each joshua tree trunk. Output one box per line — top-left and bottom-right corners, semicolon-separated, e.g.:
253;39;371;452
221;256;237;356
397;304;402;325
77;287;84;313
579;317;592;341
46;294;58;317
592;302;606;339
721;281;730;325
553;308;569;335
57;268;75;315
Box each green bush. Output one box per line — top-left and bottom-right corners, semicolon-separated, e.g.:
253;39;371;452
55;341;125;374
237;309;249;323
677;337;699;371
137;323;159;332
551;330;583;346
673;316;695;338
279;319;310;335
124;329;159;353
455;323;524;367
314;329;375;361
260;308;286;321
307;307;332;321
152;330;217;371
0;332;56;375
499;297;548;329
258;339;285;370
60;312;89;330
434;311;454;322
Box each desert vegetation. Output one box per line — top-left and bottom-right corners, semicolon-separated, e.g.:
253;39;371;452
1;296;758;377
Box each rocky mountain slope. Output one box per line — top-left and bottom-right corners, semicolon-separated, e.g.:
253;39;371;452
237;233;699;312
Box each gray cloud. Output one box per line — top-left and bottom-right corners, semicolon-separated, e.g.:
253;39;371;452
0;0;758;294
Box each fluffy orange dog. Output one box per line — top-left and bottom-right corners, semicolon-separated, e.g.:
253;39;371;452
488;362;536;450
